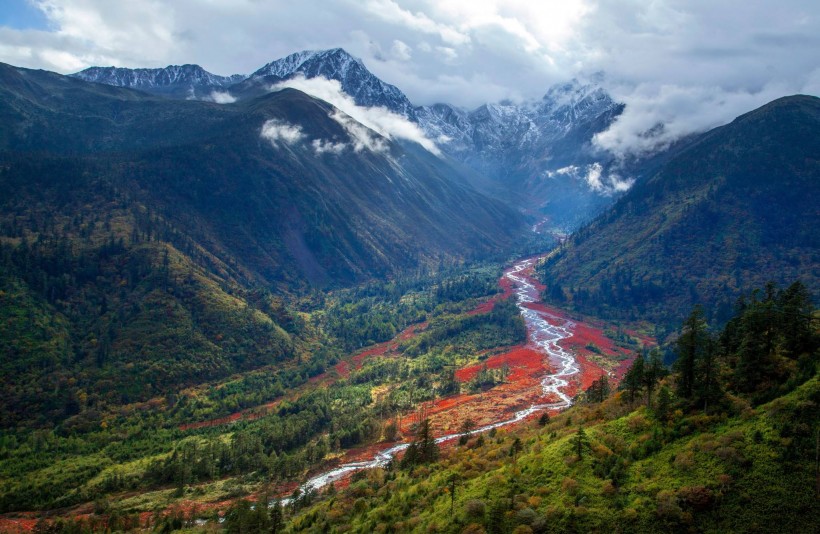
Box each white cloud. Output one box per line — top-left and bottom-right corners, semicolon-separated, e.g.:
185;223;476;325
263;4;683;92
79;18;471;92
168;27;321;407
593;81;806;157
207;90;237;104
260;118;306;147
312;138;348;155
271;75;441;155
329;109;388;153
546;165;579;178
584;162;604;191
390;39;412;61
545;163;633;195
360;0;470;46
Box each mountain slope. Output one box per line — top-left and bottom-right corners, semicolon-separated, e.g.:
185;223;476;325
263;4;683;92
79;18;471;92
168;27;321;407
1;63;523;284
538;95;820;327
0;63;525;427
417;79;626;227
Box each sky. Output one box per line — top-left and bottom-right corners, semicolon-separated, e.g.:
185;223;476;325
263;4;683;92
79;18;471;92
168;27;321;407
1;0;819;156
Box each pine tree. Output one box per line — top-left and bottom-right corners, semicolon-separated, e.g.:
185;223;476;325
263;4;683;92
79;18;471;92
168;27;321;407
269;499;284;534
400;418;438;468
510;437;523;461
572;426;591;460
695;334;721;410
654;385;672;422
622;353;645;404
643;348;667;407
674;306;710;402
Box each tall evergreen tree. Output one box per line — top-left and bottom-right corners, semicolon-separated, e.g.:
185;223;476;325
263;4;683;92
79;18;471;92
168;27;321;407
643;348;667;407
572;426;591;460
401;418;439;468
695;334;721;410
622;353;645;404
674;306;710;402
269;499;284;534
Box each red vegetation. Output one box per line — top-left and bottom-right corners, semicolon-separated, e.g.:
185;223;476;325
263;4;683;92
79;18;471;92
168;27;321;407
466;299;496;315
0;517;37;533
95;254;654;524
455;347;544;383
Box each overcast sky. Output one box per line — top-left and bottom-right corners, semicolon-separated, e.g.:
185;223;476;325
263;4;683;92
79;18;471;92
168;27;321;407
1;0;819;155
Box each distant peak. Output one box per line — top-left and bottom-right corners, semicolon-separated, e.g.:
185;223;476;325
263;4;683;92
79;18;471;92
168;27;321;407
253;47;363;79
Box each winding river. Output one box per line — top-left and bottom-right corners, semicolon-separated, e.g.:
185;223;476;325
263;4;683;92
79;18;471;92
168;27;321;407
287;256;580;499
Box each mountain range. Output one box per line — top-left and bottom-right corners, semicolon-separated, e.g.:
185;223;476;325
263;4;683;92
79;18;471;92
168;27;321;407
73;48;631;229
0;59;523;427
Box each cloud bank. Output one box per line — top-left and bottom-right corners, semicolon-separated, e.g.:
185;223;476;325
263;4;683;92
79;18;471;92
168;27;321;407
206;90;237;104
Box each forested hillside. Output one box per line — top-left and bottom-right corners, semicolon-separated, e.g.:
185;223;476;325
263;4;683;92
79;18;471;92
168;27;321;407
0;261;530;516
538;95;820;329
0;62;525;429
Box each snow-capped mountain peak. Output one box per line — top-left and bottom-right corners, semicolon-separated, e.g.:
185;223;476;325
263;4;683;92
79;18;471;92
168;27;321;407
249;48;417;118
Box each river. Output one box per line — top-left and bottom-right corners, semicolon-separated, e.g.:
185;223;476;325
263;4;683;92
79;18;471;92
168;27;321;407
285;256;580;501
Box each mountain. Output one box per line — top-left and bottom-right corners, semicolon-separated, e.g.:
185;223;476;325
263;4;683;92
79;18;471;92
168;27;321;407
417;78;626;227
238;48;417;117
0;62;524;426
71;48;631;228
71;64;244;100
538;94;820;328
2;62;522;283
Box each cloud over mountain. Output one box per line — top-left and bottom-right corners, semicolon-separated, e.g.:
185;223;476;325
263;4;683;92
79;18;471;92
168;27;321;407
1;1;818;157
271;75;440;155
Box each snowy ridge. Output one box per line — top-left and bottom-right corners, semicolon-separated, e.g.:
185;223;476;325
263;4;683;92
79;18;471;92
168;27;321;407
71;48;628;223
72;64;243;99
416;78;621;175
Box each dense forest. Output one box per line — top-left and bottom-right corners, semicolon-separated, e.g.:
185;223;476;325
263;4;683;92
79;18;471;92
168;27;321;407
4;277;814;533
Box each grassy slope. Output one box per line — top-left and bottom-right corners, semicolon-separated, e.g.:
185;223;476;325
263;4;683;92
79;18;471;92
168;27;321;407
287;375;819;533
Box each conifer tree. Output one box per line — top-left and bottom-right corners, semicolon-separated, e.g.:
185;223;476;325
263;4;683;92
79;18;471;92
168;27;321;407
674;306;710;402
654;385;672;422
643;348;667;407
572;426;591;460
622;353;645;404
270;499;284;534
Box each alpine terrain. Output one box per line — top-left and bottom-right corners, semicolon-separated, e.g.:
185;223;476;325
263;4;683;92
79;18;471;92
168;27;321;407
0;38;816;534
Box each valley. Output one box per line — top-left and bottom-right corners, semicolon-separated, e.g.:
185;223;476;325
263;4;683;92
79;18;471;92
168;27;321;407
278;256;634;502
0;253;643;530
0;32;816;534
